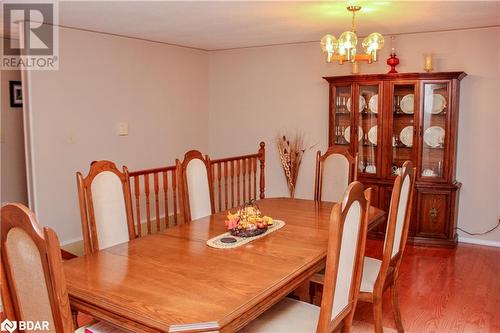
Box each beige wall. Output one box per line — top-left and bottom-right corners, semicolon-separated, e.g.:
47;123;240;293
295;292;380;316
1;63;28;205
25;26;500;245
208;27;500;243
26;27;209;243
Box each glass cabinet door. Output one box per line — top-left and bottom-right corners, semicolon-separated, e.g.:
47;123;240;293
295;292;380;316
357;84;381;176
390;83;417;177
330;85;352;147
421;82;449;180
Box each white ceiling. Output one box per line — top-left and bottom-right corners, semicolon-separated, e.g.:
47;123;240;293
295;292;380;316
6;1;500;50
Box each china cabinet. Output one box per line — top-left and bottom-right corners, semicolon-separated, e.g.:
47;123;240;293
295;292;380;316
324;72;466;246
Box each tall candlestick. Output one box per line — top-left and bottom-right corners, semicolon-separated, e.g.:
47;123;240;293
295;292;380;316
424;55;433;72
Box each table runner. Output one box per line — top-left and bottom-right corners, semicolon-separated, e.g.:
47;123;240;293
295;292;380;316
206;220;286;249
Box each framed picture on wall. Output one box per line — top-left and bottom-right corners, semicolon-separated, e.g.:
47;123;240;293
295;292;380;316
9;81;23;108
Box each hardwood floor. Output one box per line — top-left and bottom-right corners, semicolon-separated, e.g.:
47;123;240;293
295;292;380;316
354;240;500;333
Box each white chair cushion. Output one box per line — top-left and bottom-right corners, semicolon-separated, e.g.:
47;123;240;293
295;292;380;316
186;158;212;220
321;154;350;203
75;321;127;333
91;171;130;250
240;297;319;333
360;257;382;293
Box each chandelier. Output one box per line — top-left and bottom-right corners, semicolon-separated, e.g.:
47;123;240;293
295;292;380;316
320;5;384;64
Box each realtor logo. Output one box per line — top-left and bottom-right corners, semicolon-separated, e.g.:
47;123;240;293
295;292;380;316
0;319;16;333
0;319;49;331
2;1;59;70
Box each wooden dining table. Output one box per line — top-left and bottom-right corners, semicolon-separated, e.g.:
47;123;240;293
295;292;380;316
64;198;385;333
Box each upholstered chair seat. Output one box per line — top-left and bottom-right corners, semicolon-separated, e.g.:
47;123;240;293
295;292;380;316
240;298;319;333
360;257;382;293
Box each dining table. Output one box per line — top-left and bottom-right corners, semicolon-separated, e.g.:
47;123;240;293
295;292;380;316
64;198;386;333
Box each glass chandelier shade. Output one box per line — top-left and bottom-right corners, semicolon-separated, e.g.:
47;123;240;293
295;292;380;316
362;32;385;61
320;34;337;63
338;31;358;61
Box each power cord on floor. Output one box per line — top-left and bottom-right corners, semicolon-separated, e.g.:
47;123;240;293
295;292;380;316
456;219;500;236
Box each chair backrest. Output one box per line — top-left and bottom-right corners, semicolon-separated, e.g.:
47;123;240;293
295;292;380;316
380;161;416;280
176;151;215;222
1;203;74;332
314;147;358;202
76;160;136;254
317;182;371;333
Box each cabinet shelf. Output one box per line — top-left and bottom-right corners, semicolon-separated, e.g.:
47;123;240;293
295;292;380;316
423;145;445;150
424;111;447;116
393;112;414;117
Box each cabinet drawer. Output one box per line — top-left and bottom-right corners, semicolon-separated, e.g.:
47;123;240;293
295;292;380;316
415;191;450;239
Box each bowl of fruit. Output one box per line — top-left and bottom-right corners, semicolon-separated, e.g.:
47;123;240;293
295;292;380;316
225;201;274;237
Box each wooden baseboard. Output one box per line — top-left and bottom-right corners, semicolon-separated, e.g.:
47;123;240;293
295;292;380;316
458;236;500;248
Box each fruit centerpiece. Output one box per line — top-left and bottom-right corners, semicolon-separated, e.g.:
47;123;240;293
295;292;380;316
225;200;274;237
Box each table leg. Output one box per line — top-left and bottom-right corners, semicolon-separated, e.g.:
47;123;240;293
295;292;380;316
71;307;79;328
292;280;311;303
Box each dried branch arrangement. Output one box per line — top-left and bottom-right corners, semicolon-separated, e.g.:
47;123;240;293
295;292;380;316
276;133;311;198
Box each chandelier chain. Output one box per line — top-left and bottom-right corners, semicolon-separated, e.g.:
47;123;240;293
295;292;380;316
351;10;356;32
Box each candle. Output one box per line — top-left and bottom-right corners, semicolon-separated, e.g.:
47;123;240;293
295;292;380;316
424;55;433;72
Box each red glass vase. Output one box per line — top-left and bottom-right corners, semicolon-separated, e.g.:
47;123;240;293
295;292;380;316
387;53;400;74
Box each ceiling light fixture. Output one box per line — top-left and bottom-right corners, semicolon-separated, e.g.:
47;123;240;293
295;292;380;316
320;5;384;64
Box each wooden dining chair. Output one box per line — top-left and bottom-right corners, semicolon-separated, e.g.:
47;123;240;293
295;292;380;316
1;203;125;333
358;161;416;333
314;147;358;202
241;182;371;333
76;160;136;254
176;150;215;222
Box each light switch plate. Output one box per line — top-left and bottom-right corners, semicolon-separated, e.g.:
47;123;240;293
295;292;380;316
117;122;129;136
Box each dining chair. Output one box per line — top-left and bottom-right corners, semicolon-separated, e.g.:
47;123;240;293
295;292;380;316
0;203;125;333
241;182;371;333
76;160;136;254
314;147;358;203
176;150;215;222
357;161;416;333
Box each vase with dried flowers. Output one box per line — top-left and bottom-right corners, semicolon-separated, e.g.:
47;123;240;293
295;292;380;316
276;133;312;198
